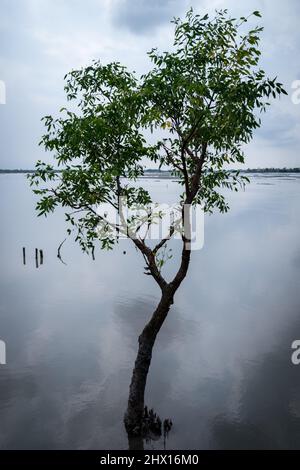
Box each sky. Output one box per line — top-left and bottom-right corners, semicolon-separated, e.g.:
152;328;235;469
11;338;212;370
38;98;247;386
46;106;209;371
0;0;299;169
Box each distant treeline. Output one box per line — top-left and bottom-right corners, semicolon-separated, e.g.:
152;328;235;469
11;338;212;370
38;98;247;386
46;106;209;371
1;167;300;174
240;168;300;173
0;169;33;174
0;169;58;174
144;168;300;174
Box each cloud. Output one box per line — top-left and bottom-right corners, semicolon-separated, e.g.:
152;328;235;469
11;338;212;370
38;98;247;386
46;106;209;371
111;0;187;34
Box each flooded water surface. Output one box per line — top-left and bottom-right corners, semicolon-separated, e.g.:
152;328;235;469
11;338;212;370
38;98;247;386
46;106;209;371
0;174;300;449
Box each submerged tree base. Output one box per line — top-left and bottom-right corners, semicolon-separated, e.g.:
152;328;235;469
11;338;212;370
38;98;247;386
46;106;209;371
124;406;172;437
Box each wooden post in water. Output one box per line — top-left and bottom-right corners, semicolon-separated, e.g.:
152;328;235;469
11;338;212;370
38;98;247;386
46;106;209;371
35;248;39;269
22;247;26;265
39;249;44;265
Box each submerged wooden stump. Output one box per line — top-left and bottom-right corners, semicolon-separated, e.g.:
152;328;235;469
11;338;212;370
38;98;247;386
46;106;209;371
39;249;44;265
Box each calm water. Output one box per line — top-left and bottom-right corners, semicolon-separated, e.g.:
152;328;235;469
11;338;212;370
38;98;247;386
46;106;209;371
0;174;300;450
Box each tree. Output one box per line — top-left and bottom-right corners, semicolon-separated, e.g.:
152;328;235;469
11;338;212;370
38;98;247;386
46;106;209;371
29;9;287;440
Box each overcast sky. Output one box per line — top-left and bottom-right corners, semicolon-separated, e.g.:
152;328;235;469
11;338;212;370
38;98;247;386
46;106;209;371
0;0;299;168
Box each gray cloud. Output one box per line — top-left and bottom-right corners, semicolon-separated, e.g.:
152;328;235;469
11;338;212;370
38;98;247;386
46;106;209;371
111;0;187;34
257;112;300;148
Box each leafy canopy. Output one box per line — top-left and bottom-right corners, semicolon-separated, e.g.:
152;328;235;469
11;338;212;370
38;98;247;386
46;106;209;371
29;9;286;257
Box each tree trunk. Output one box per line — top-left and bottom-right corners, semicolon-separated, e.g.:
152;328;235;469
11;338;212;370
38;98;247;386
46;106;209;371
124;288;174;436
124;207;192;437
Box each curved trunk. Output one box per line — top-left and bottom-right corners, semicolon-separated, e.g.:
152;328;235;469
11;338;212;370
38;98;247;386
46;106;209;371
123;140;203;440
124;211;192;437
124;289;174;436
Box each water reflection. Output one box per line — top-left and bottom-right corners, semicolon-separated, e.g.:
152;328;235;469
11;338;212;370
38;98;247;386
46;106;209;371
212;315;300;449
0;174;300;449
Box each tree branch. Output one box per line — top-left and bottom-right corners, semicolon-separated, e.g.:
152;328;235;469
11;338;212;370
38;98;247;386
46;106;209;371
153;225;175;254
